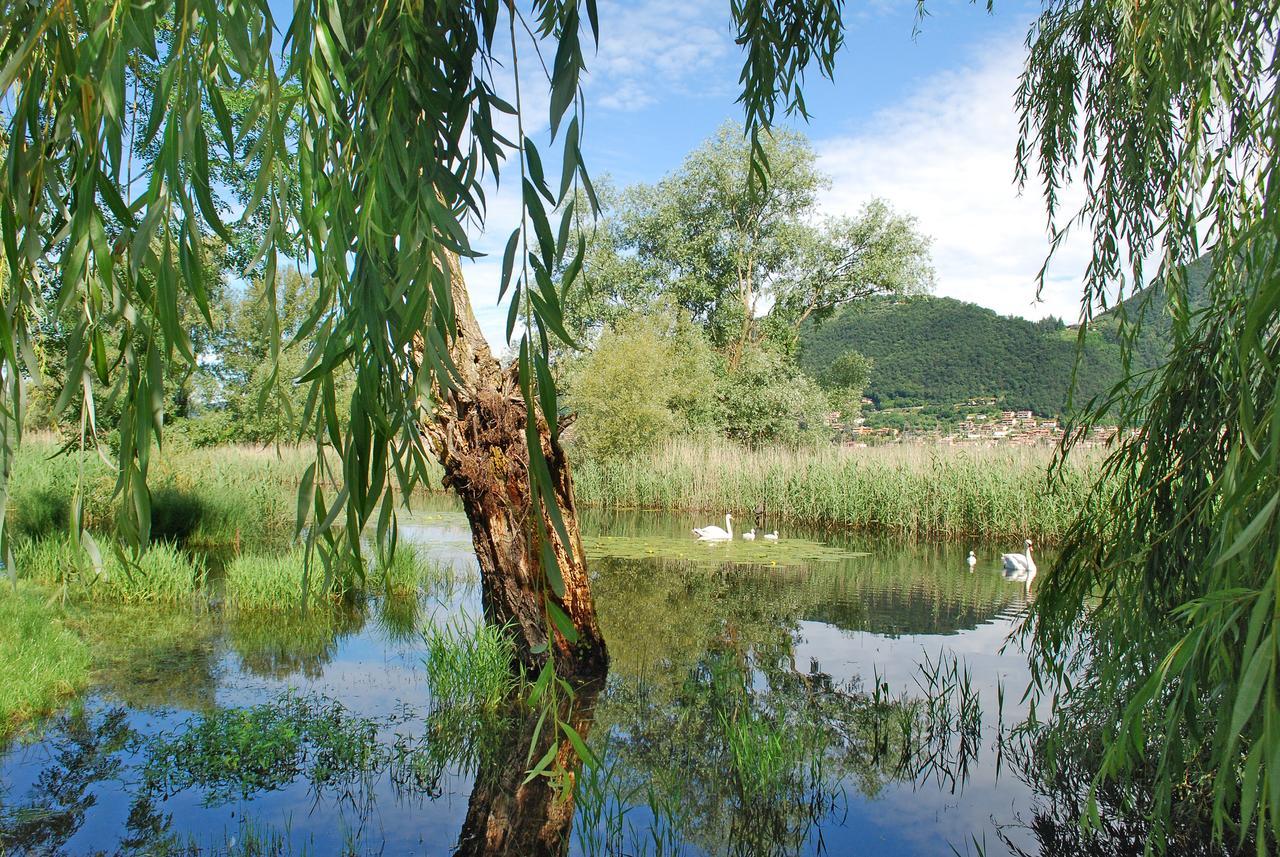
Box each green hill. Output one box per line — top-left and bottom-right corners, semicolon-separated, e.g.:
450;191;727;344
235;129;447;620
798;260;1213;418
798;296;1128;417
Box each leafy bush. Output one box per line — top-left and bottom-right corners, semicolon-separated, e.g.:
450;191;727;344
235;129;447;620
563;307;721;459
715;346;832;446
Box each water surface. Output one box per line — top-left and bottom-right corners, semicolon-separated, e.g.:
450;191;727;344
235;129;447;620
1;501;1047;856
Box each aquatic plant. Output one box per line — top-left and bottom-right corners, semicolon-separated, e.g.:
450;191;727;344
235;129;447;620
223;550;355;612
0;586;90;735
143;694;386;804
422;614;519;713
13;537;203;604
573;438;1097;542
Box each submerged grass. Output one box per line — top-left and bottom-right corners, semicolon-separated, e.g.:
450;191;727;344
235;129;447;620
0;586;91;735
573;437;1100;542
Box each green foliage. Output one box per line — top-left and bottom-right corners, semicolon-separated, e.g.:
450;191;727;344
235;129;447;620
566;124;932;360
223;550;355;612
422;614;520;714
4;438;305;553
573;437;1095;541
562;307;721;459
143;694;384;803
715;346;831;446
14;537;204;604
800;296;1131;415
0;586;90;735
1013;0;1280;850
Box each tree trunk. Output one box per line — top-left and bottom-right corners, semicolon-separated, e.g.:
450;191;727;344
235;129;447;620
454;678;603;856
418;250;608;680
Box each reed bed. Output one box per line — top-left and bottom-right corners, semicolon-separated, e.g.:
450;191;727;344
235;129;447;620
14;537;204;603
0;586;91;734
223;550;347;611
572;438;1100;542
4;437;307;551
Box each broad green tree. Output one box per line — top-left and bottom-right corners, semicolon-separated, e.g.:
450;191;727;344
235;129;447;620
566;124;933;366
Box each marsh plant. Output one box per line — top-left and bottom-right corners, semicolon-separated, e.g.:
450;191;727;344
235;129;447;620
422;614;520;714
574;438;1097;542
14;536;204;604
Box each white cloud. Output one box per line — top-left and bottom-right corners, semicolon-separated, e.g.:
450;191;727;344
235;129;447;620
815;30;1093;323
586;0;735;111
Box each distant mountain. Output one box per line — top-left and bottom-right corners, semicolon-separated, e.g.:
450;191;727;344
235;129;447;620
798;296;1126;416
798;259;1215;417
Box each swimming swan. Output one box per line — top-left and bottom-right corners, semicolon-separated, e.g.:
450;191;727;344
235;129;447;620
1002;540;1036;575
693;514;733;541
967;550;977;568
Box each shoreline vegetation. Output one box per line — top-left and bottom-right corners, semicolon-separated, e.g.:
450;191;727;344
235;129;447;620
571;438;1098;542
1;433;1090;736
9;433;1096;546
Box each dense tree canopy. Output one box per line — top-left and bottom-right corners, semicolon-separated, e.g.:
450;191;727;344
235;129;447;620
799;295;1129;415
563;124;933;364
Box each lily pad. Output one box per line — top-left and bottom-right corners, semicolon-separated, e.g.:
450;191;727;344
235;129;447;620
583;534;870;567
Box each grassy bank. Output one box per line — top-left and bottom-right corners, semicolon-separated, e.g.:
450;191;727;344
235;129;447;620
572;438;1098;542
5;436;307;550
0;586;91;735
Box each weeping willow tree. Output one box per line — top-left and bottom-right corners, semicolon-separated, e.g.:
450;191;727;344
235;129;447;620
0;0;841;677
1014;0;1280;852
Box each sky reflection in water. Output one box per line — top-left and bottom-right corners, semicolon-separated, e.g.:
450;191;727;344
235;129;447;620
1;499;1045;856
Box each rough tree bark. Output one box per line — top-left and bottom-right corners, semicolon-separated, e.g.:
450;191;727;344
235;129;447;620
417;250;608;681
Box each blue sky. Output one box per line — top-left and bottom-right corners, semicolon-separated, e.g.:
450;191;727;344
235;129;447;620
459;0;1092;347
266;1;1091;347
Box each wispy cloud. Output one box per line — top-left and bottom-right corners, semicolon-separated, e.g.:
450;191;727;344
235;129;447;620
586;0;735;111
815;28;1092;323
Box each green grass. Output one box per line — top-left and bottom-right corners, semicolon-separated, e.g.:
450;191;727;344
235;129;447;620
13;537;204;603
422;614;519;713
0;585;91;735
4;437;309;553
572;437;1100;542
223;550;354;612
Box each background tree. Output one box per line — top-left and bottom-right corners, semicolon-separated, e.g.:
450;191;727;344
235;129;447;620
561;305;719;460
566;124;933;365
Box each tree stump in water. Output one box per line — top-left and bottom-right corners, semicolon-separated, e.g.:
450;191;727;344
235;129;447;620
419;249;607;680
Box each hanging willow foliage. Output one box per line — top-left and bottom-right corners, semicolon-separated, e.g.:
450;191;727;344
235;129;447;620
1016;0;1280;852
0;0;844;602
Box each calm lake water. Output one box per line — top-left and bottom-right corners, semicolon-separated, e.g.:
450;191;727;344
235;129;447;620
1;500;1048;856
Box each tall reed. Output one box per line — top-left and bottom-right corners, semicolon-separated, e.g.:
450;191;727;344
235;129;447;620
572;438;1099;542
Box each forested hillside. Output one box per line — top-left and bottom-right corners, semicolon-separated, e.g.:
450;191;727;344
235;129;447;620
798;258;1213;417
798;296;1129;416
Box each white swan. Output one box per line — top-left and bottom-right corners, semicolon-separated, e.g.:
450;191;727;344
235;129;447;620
693;513;733;541
742;529;756;541
1002;540;1037;576
967;550;977;568
762;531;779;541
